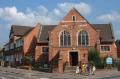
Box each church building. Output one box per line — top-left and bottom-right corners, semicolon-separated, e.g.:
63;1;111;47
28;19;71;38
4;8;117;73
35;8;117;72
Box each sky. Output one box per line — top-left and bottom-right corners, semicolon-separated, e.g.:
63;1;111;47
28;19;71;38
0;0;120;47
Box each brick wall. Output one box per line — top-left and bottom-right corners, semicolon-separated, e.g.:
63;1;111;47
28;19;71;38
34;9;117;73
23;23;40;56
49;9;99;72
35;44;49;63
99;42;117;59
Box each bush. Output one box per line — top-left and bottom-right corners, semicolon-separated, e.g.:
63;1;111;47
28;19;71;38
23;55;33;65
117;60;120;71
100;56;107;68
32;62;51;72
88;48;103;69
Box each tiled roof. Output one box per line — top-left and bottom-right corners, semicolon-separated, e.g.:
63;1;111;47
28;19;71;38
38;24;114;43
11;25;33;36
116;40;120;45
38;25;56;43
92;24;114;42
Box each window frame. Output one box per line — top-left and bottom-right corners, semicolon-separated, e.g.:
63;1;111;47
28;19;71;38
100;45;111;52
72;15;76;22
10;43;14;49
77;30;89;46
42;47;49;53
16;39;23;48
59;30;72;47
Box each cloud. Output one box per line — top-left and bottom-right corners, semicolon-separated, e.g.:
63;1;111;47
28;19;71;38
114;29;120;39
0;6;57;25
54;2;91;16
97;11;120;22
53;8;61;16
0;2;91;27
0;6;35;26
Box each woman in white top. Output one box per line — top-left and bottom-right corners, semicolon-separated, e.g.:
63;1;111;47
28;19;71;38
76;66;80;74
92;65;96;75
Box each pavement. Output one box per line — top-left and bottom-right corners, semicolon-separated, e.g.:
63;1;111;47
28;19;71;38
0;67;120;79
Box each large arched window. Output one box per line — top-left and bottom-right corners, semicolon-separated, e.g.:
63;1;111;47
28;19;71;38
60;30;71;47
78;30;89;46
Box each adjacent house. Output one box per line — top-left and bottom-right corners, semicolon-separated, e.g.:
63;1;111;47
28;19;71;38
0;48;3;61
3;8;117;72
116;40;120;58
3;24;40;66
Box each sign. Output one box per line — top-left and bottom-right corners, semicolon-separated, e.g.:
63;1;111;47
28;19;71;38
106;57;113;65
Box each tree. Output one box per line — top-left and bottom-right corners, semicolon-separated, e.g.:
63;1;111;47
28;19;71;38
88;48;102;68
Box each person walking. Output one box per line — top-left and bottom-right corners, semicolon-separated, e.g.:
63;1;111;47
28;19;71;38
76;65;80;74
79;65;82;74
92;65;96;75
90;64;92;75
87;63;90;75
82;63;86;75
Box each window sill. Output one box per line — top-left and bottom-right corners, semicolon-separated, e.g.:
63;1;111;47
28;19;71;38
59;46;72;48
100;51;111;52
77;46;89;47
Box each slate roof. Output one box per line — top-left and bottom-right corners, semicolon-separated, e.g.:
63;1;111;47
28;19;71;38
92;24;114;42
11;25;33;36
38;24;114;43
38;25;56;43
115;40;120;45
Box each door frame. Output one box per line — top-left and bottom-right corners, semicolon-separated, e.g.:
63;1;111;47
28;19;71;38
69;50;80;66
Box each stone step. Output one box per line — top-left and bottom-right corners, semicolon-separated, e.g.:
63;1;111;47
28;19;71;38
64;70;76;73
64;66;76;73
64;66;76;70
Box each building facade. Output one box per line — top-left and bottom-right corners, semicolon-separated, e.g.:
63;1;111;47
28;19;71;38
3;24;40;66
4;8;117;72
116;40;120;58
35;8;117;72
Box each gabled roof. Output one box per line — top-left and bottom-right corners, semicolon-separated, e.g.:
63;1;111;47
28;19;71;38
38;25;56;43
38;24;114;43
92;24;114;42
10;25;33;37
115;40;120;45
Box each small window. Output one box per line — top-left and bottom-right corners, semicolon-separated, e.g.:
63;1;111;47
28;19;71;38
101;46;110;52
72;16;76;22
42;47;49;53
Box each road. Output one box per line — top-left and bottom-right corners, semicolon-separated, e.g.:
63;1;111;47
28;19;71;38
0;71;120;79
100;75;120;79
0;70;50;79
0;67;120;79
0;72;120;79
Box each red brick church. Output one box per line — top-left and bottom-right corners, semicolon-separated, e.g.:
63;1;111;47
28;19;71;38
4;8;117;73
36;8;117;72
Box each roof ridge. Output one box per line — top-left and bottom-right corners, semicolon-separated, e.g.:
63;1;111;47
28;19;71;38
92;23;110;25
12;25;33;28
42;25;57;26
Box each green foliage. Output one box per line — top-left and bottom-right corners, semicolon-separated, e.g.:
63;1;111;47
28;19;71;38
116;60;120;71
23;55;33;64
88;48;102;68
